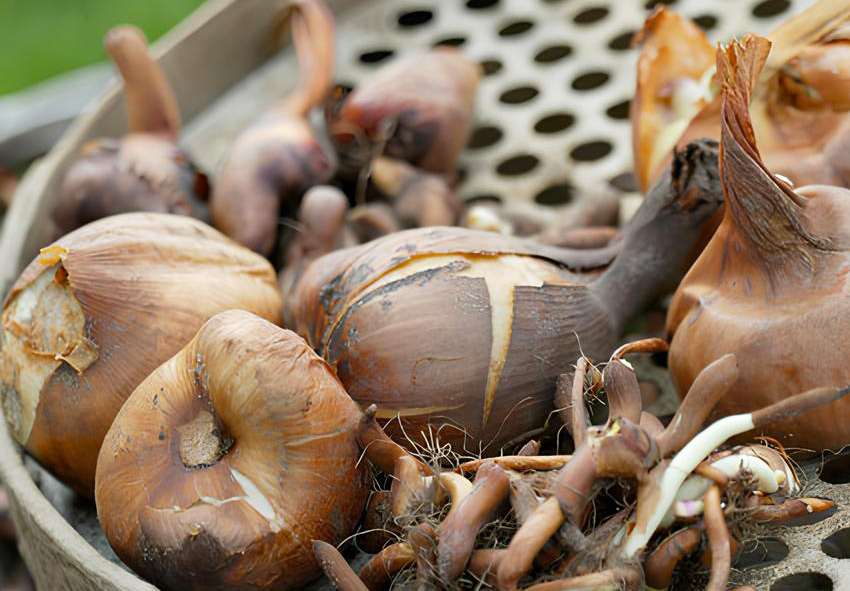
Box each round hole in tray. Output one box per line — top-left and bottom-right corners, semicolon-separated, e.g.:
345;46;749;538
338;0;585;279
534;183;573;206
434;36;467;48
466;194;503;205
499;20;535;37
609;172;638;192
733;537;789;570
606;99;631;120
481;59;504;76
397;9;433;27
359;49;395;64
693;14;718;31
819;452;850;484
752;0;791;18
822;528;850;559
608;30;636;51
570;140;613;162
571;71;610;91
467;0;499;8
496;154;540;176
645;0;677;8
534;112;576;134
573;6;609;25
770;572;832;591
535;44;573;63
468;126;504;149
500;85;540;104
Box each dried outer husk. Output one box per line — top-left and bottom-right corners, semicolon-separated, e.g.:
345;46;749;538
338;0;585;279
637;0;850;192
211;0;336;256
96;310;368;591
54;26;209;237
632;7;716;194
329;48;481;176
290;141;723;452
667;33;850;451
0;213;282;496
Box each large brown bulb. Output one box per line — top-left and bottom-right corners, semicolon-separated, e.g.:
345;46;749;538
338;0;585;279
667;35;850;451
96;310;368;591
290;147;723;452
0;213;282;496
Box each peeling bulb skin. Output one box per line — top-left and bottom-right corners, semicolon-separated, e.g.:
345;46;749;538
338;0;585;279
667;34;850;451
0;213;282;497
96;311;368;591
329;48;481;176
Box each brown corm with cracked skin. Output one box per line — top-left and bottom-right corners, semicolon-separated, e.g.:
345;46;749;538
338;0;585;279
96;310;368;591
288;141;723;453
0;213;282;497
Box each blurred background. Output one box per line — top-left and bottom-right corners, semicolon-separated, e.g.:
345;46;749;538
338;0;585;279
0;0;204;94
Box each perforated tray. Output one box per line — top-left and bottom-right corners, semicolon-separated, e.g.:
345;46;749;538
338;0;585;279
6;0;849;590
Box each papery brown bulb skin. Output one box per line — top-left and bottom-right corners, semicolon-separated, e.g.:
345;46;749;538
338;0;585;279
330;48;481;175
96;310;368;591
0;213;282;497
211;112;335;255
668;35;850;452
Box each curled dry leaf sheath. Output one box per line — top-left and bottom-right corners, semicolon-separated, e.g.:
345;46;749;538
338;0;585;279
667;33;850;451
212;0;336;255
637;1;850;191
0;213;282;496
54;25;208;236
632;7;715;194
290;141;722;452
96;311;368;591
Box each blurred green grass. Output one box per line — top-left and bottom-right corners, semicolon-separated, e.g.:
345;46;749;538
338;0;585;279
0;0;206;95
